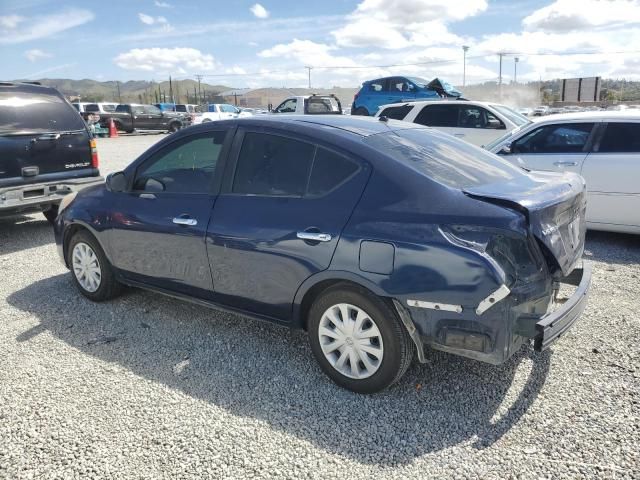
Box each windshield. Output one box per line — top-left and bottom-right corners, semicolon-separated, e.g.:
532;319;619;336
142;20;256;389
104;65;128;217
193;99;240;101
0;91;86;133
365;127;524;189
490;104;531;127
484;125;526;151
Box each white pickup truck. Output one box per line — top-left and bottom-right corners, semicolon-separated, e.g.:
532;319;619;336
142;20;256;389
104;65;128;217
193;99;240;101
193;103;252;124
271;94;342;115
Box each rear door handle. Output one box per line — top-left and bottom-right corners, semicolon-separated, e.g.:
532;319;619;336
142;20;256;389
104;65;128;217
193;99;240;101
554;161;577;166
173;216;197;226
297;231;332;242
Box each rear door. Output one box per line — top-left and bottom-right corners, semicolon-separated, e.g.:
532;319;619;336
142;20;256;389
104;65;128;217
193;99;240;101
207;129;370;321
504;122;596;173
109;129;231;298
0;88;92;188
363;79;388;115
413;104;459;136
580;121;640;229
143;105;165;129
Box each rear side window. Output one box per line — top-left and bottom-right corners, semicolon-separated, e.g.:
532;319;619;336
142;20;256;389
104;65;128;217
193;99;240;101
379;105;413;120
308;149;359;196
368;81;384;92
365;128;523;189
513;123;594;154
85;104;100;112
597;123;640;152
233;133;315;196
414;105;458;127
0;91;86;133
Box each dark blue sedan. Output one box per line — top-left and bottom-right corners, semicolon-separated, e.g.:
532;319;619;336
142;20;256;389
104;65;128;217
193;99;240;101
54;116;591;393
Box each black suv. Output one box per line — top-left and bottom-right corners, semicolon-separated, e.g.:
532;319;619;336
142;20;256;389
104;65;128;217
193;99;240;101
0;82;103;223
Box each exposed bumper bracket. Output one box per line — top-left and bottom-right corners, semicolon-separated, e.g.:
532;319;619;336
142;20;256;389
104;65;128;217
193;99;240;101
393;299;427;363
475;284;510;315
406;299;462;314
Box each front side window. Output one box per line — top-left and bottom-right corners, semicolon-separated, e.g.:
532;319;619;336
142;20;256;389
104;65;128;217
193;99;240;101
379;105;413;120
597;123;640;153
512;123;594;154
274;99;297;113
220;104;239;113
388;78;414;93
458;106;505;130
134;131;226;194
144;105;162;115
232;133;315;196
414;105;458;127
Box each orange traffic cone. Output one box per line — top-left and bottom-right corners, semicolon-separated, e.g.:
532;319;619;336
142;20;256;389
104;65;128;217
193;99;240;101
108;118;118;138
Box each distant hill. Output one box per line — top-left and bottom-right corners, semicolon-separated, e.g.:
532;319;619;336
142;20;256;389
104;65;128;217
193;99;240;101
16;78;231;104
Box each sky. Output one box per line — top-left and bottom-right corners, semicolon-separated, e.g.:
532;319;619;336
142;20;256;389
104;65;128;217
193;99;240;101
2;0;640;88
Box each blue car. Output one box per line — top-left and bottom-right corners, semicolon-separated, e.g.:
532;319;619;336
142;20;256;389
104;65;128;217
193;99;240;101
54;116;590;393
351;76;462;116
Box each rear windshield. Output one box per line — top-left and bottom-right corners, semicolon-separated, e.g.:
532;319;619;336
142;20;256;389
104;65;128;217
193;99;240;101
365;128;524;189
0;91;86;134
305;96;341;114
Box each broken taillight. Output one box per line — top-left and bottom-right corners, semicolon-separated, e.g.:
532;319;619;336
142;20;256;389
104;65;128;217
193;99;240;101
90;138;99;168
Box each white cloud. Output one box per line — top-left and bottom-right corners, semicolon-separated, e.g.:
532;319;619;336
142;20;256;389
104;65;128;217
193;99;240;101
259;39;359;68
0;9;94;44
523;0;640;32
0;14;23;29
332;0;482;49
25;49;52;62
250;3;270;19
139;13;168;25
114;47;216;73
154;0;172;7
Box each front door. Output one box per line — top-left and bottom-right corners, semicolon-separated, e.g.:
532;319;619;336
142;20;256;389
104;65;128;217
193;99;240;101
504;122;596;172
207;129;370;320
109;130;230;298
581;122;640;229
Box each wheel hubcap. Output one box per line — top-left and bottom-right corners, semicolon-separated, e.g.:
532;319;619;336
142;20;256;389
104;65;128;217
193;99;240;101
72;242;102;293
318;303;384;380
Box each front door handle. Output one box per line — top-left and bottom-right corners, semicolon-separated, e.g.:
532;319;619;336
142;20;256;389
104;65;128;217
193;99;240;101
297;231;332;242
173;216;197;226
554;161;577;166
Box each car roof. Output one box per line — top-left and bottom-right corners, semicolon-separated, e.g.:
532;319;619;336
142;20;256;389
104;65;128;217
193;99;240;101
0;81;63;97
198;115;420;137
378;99;502;110
531;111;640;123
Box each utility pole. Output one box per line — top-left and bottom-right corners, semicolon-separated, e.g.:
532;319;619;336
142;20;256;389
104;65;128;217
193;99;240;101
498;53;504;101
116;81;122;104
514;57;519;84
169;76;173;104
195;74;203;104
462;45;469;87
305;66;312;89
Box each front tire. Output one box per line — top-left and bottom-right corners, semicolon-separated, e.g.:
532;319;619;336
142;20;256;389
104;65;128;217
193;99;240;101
308;285;413;393
67;230;122;301
43;205;59;224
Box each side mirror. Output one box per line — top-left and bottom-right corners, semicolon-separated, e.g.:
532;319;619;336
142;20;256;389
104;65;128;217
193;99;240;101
106;171;128;192
499;143;512;155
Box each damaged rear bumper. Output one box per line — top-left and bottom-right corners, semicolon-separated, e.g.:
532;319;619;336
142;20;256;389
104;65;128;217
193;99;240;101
534;262;591;351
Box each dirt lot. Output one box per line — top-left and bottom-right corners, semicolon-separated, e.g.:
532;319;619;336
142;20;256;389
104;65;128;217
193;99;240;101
1;134;638;479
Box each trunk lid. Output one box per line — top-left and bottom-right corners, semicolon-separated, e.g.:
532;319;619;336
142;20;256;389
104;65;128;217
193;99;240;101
464;171;587;276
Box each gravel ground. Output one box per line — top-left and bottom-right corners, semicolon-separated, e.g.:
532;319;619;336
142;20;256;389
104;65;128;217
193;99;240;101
1;135;639;479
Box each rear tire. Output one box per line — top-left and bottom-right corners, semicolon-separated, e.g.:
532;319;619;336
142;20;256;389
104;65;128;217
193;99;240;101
168;122;181;133
67;230;122;301
43;205;58;224
352;107;369;116
308;284;413;393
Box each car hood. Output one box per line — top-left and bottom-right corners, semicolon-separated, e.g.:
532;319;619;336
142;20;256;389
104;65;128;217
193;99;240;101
464;171;587;277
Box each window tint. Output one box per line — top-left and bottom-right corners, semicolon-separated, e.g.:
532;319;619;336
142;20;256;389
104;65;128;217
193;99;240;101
175;105;187;112
233;133;315;196
388;77;414;93
134;131;226;194
220;104;238;113
144;105;162;115
274;99;296;113
308;148;359;196
102;104;117;112
513;123;594;154
598;123;640;152
364;128;523;189
0;91;86;133
379;105;413;120
414;105;458;127
85;104;100;112
305;96;340;114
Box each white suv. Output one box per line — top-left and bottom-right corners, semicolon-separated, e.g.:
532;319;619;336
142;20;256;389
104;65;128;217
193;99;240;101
374;100;530;147
486;111;640;234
